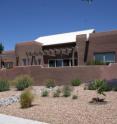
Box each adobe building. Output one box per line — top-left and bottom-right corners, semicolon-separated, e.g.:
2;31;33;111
0;29;117;68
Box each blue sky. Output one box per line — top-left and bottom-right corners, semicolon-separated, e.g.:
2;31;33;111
0;0;117;50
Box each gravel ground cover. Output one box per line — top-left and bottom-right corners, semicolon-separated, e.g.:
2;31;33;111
0;85;117;124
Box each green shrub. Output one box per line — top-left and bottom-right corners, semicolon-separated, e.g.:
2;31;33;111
71;79;81;86
88;82;97;90
0;79;10;92
72;95;78;99
53;88;61;97
87;60;106;65
46;79;56;88
41;90;49;97
20;88;34;108
92;80;106;96
63;86;71;97
102;83;112;92
88;80;111;92
15;75;33;91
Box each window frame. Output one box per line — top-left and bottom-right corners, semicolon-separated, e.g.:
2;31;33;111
48;58;78;67
94;52;116;63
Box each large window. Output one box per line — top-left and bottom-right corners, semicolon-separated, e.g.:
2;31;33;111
4;62;13;69
56;60;63;67
48;59;77;67
63;59;71;66
94;52;115;63
49;60;56;67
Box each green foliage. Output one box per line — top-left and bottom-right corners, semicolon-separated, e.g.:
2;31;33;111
15;75;33;91
0;79;9;92
0;43;4;54
72;95;78;99
53;88;61;97
71;79;81;86
92;80;106;96
87;60;106;65
46;79;56;88
88;80;112;91
88;82;97;90
20;88;34;108
63;86;71;97
41;90;49;97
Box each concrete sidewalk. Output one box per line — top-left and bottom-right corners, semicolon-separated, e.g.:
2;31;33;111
0;114;49;124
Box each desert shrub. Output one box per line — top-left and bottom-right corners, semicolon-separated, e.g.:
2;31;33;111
102;83;112;91
46;79;56;88
41;90;49;97
87;60;106;65
63;86;71;97
15;75;33;91
88;82;97;90
53;88;61;97
0;79;10;92
89;80;107;103
92;80;106;96
72;95;78;99
20;88;34;108
88;80;111;92
71;79;81;86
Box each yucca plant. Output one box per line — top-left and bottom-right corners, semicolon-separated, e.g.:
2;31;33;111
63;86;71;97
0;79;9;92
71;79;81;86
15;75;33;91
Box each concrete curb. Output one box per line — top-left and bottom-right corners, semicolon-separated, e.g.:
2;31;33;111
0;114;49;124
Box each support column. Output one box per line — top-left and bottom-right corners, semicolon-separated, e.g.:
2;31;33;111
16;56;19;66
72;48;75;66
76;34;87;65
40;55;44;66
40;51;44;66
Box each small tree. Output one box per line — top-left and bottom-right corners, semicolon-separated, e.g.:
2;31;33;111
92;80;106;102
0;43;4;54
0;43;4;68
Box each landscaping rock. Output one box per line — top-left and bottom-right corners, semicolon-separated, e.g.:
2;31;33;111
0;95;20;107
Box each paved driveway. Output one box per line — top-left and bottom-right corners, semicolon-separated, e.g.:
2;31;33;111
0;114;48;124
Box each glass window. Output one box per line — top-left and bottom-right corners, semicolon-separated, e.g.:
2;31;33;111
49;58;77;67
94;52;115;63
94;54;104;62
49;60;55;67
63;59;70;66
56;60;63;67
105;53;115;62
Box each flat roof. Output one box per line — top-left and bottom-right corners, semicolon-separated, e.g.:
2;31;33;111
35;29;95;46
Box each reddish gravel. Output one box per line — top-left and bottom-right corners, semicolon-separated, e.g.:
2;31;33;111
0;86;117;124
